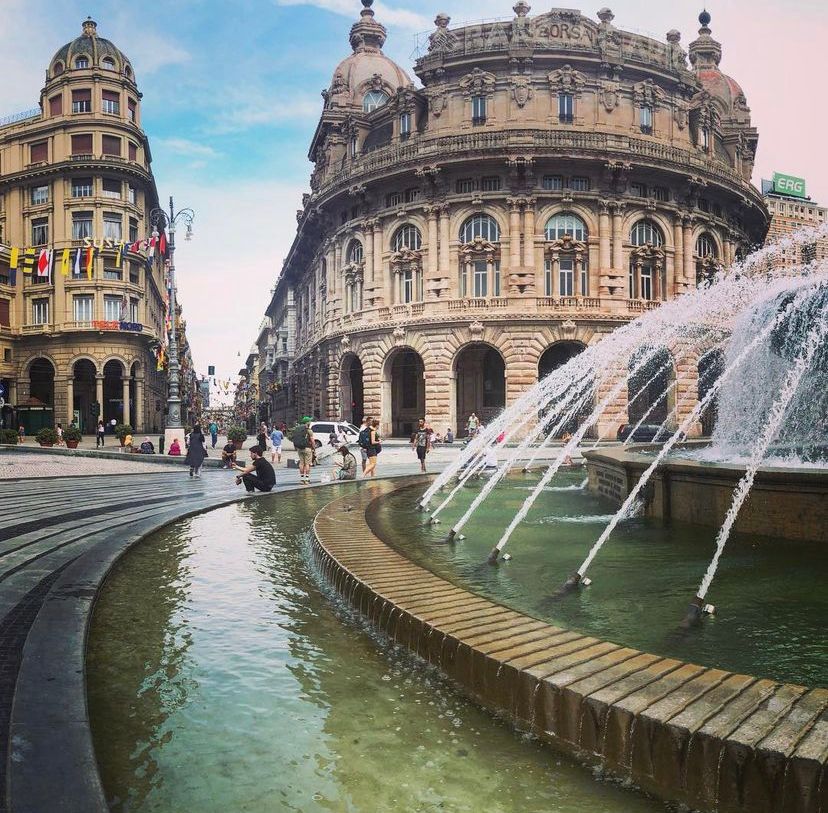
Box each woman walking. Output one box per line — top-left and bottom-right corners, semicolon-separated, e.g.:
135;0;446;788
185;424;207;478
96;420;105;448
364;418;381;478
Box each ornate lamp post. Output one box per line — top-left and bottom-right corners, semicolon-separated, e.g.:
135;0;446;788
149;196;194;450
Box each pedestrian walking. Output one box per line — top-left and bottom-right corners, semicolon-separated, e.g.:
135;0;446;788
234;445;276;493
270;425;284;464
292;417;315;484
466;412;479;438
17;425;24;444
256;422;269;455
208;420;219;449
96;420;105;448
56;423;64;446
364;418;381;477
185;425;207;478
411;418;431;473
357;415;371;473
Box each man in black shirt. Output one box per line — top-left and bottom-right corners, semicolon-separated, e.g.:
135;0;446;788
221;441;237;469
234;445;276;493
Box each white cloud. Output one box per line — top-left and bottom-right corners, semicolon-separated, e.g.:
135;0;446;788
161;177;307;382
155;138;220;159
274;0;430;31
207;91;322;134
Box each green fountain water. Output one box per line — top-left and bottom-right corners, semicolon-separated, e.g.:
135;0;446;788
87;486;668;813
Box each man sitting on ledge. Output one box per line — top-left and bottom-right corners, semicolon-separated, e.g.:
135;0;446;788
234;445;275;493
221;440;237;469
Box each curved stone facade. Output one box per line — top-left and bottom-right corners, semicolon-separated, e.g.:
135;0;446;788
261;3;769;437
0;19;197;434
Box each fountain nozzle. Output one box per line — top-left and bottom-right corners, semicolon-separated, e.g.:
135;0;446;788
446;529;457;543
487;547;500;565
680;596;705;628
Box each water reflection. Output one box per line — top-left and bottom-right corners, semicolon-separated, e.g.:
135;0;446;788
88;488;666;813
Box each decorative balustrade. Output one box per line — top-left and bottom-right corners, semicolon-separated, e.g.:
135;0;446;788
21;324;48;334
315;128;751;200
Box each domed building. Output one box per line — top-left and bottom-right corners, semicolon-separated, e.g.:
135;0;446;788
259;2;769;438
0;19;197;435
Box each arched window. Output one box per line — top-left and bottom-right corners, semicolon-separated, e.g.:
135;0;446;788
459;214;500;244
630;219;664;247
362;90;389;112
392;224;422;252
544;212;588;241
102;57;116;71
75;56;89;69
124;64;133;79
695;233;717;258
347;240;363;265
695;232;719;286
53;61;64;76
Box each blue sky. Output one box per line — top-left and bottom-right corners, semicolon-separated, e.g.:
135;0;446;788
1;0;826;392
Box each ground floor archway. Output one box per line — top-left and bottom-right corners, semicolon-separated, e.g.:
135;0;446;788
698;348;725;437
386;348;425;437
29;358;55;407
538;341;589;436
454;343;505;436
628;346;673;426
339;354;364;426
72;359;97;433
103;359;126;426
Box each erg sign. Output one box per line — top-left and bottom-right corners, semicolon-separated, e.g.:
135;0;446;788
772;172;807;199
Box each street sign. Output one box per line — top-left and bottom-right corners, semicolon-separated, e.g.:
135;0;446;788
772;172;807;199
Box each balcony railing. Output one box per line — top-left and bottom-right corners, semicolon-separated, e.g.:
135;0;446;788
0;108;40;127
313;127;751;200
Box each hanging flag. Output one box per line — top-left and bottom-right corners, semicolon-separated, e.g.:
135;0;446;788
158;230;167;258
21;248;36;274
115;240;124;269
85;245;94;279
61;248;70;277
73;248;82;277
9;247;19;270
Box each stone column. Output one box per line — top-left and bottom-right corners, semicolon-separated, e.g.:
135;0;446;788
122;375;130;427
438;204;451;277
373;222;383;282
426;205;438;278
683;217;695;286
363;223;374;283
326;243;335;295
523;197;536;272
508;197;521;270
135;377;144;431
598;200;611;294
673;217;684;295
66;377;74;425
96;374;104;419
9;380;17;407
610;202;625;297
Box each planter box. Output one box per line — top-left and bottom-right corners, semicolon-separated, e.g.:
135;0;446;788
66;440;79;449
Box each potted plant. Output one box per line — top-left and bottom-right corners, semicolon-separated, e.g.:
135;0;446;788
64;425;82;449
114;423;133;446
0;428;19;445
227;426;247;450
36;427;59;447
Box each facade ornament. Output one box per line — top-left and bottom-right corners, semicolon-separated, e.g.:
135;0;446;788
340;335;351;350
596;8;623;68
368;72;385;92
390;248;423;276
460;237;499;257
598;198;611;215
600;80;620;112
510;76;533;108
428;13;458;53
427;84;448;117
392;325;406;343
632;78;664;107
665;29;688;72
560;319;577;334
484;21;509;51
673;98;688;130
547;64;585;95
469;320;485;337
459;67;497;97
511;2;534;48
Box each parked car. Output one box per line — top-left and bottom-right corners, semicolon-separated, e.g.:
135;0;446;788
308;421;360;449
617;423;666;443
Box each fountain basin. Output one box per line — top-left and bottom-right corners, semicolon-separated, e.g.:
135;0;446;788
314;481;828;813
584;445;828;543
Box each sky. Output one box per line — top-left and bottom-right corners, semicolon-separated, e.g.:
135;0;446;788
1;0;826;392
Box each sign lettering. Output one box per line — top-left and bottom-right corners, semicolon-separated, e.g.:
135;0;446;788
772;172;807;199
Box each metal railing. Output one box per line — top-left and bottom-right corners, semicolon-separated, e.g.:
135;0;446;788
0;108;41;127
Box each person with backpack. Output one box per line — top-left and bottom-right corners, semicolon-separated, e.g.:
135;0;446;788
357;416;371;473
292;417;315;484
364;418;381;477
410;418;431;473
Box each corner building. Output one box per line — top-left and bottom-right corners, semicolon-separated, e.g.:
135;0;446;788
0;19;174;433
277;2;768;438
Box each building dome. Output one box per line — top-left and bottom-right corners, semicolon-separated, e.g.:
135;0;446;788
689;10;747;115
326;1;412;111
48;18;134;81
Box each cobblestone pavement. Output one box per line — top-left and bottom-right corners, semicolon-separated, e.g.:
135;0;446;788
0;452;181;479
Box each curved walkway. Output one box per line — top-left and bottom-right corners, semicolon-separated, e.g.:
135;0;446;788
312;482;828;813
0;461;429;813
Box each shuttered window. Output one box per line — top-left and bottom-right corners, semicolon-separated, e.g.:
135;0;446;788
29;141;48;163
102;135;121;156
71;134;93;155
49;95;63;116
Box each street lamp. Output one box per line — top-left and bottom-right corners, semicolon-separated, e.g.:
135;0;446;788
149;196;194;451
